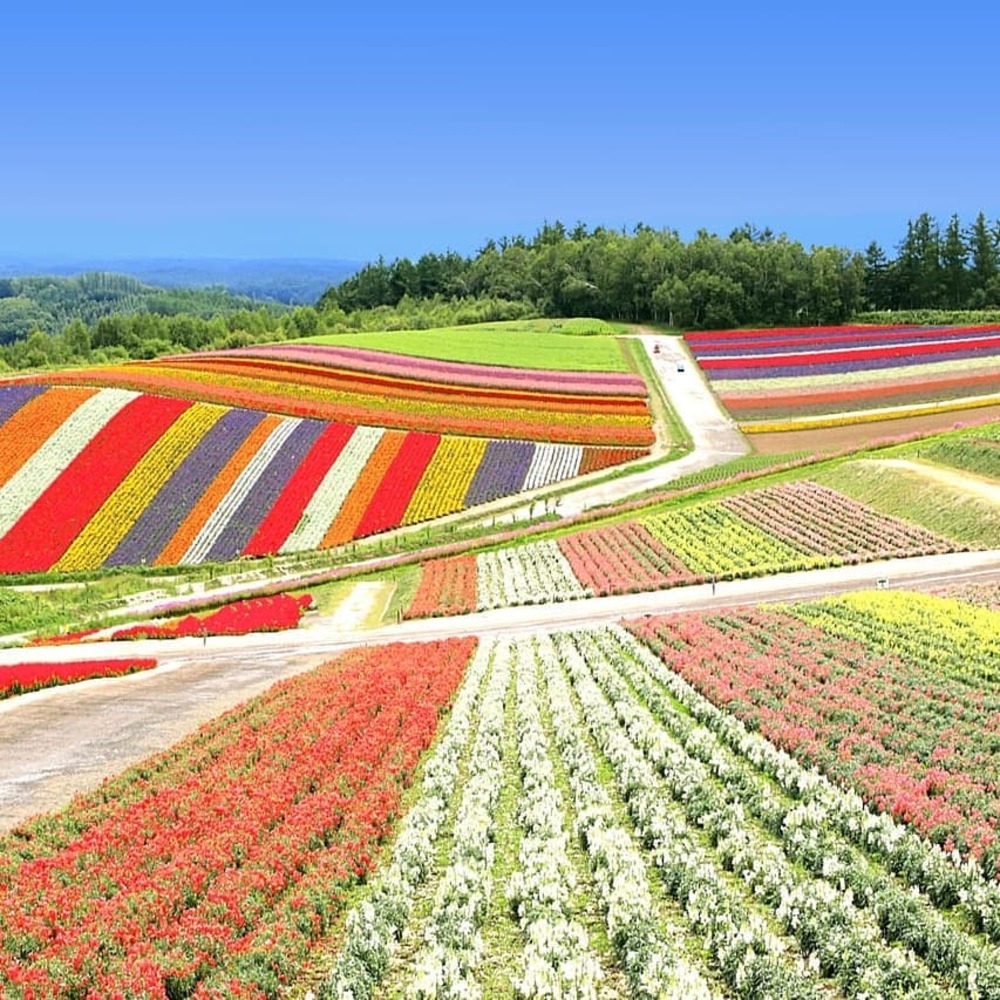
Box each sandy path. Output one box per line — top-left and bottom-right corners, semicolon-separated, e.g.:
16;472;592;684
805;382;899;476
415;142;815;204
865;458;1000;505
1;548;998;832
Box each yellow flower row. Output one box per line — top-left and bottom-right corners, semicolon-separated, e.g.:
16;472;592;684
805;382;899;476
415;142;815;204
741;393;1000;433
642;503;820;576
402;437;489;526
829;590;1000;668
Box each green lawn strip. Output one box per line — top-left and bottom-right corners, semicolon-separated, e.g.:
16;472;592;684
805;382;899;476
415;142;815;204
528;643;657;998
898;432;1000;480
473;650;523;998
601;625;1000;971
297;321;631;371
815;460;1000;547
300;579;355;617
539;634;734;997
367;565;421;626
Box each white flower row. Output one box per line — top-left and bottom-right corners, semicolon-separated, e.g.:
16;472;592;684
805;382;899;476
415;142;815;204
316;640;494;1000
522;443;583;492
181;416;302;564
407;639;512;999
506;640;604;999
610;623;1000;947
281;425;385;553
476;541;591;611
0;387;139;536
534;634;716;1000
550;631;819;999
586;626;1000;995
563;629;955;999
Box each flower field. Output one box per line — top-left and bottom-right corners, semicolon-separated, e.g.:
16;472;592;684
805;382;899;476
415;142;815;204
404;480;961;615
313;623;1000;999
0;657;157;699
0;637;476;998
630;591;1000;875
684;324;1000;430
0;384;645;573
19;343;654;447
109;594;312;641
6;599;1000;996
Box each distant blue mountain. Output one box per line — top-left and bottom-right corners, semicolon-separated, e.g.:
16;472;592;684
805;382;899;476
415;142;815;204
0;257;362;305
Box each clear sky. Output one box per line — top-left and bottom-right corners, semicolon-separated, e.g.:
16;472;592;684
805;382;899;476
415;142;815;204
2;1;998;264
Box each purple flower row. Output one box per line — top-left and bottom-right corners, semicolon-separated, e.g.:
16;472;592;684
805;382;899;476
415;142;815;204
690;329;1000;358
706;345;1000;380
463;440;535;506
0;384;47;428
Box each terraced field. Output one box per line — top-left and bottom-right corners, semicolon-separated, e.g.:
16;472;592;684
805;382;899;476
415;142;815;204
403;479;967;617
686;323;1000;433
0;338;653;573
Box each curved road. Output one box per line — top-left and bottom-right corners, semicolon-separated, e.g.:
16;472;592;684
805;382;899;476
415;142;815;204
2;548;999;831
489;333;749;522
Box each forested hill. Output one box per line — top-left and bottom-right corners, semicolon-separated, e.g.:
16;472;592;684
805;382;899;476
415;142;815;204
319;213;1000;329
0;272;284;343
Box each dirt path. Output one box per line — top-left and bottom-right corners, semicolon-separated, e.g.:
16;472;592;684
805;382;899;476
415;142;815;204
2;548;998;832
865;458;1000;505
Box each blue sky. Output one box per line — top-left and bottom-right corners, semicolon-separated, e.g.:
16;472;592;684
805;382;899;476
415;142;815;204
2;1;998;263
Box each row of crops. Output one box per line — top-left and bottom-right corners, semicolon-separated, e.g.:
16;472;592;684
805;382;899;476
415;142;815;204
0;385;645;574
684;324;1000;429
5;590;1000;997
404;480;963;617
20;342;654;447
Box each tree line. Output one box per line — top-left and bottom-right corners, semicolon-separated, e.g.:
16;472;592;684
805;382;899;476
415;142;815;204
0;272;281;344
4;212;1000;372
319;213;1000;328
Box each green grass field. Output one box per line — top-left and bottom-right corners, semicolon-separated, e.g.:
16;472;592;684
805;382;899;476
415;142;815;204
298;319;633;371
816;459;1000;547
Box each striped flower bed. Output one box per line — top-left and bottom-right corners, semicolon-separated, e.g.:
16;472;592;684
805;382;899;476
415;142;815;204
0;385;635;573
19;343;654;448
184;343;649;395
684;324;1000;429
404;481;964;616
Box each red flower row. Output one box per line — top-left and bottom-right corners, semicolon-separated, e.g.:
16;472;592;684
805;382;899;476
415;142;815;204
0;637;476;997
0;658;156;699
109;594;312;641
403;555;478;619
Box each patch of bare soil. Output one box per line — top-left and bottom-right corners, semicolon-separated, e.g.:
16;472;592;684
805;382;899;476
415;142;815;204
747;404;1000;455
